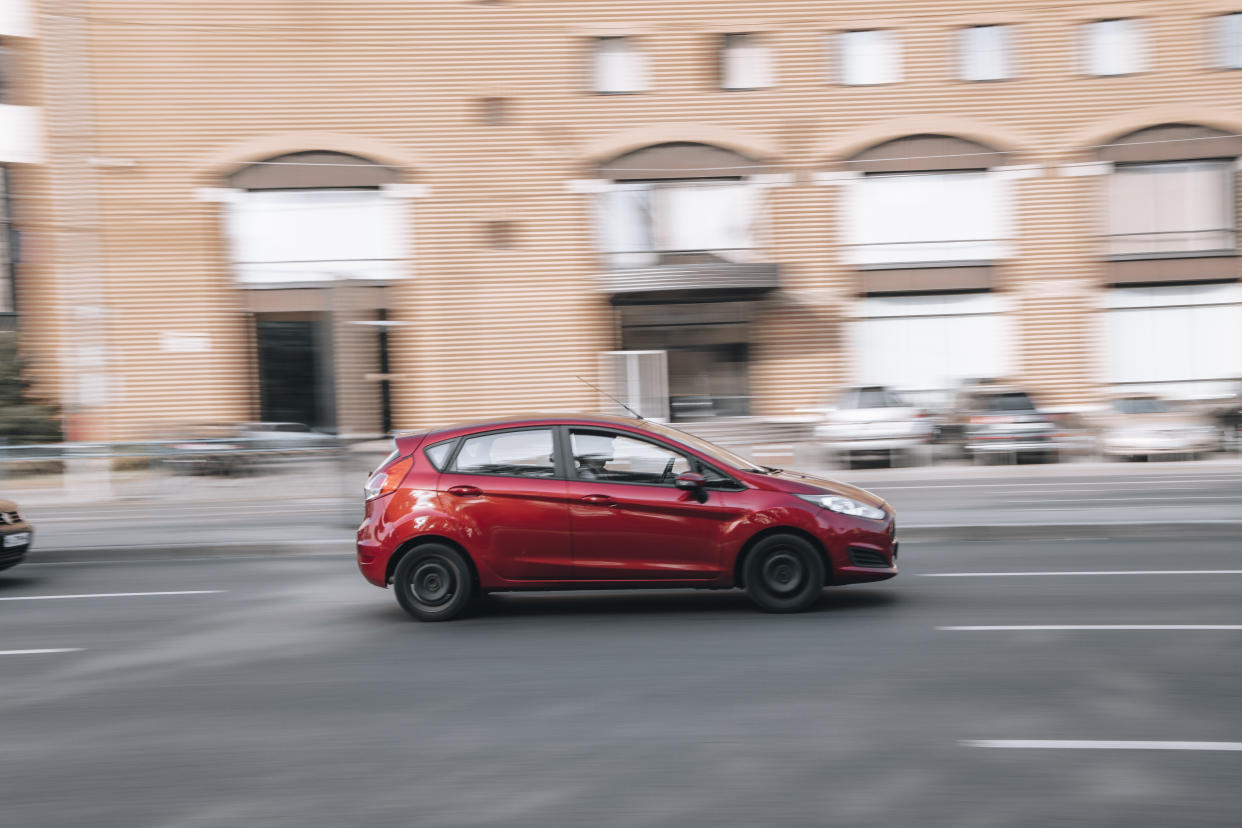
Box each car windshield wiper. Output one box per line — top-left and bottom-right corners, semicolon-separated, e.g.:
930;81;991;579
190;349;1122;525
761;466;783;474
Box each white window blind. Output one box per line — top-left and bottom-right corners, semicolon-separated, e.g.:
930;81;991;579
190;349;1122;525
721;33;773;89
1217;13;1242;69
593;37;647;93
1105;162;1235;256
959;25;1012;81
844;172;1011;265
836;30;900;86
852;294;1009;393
226;189;406;283
1105;285;1242;392
1084;19;1146;76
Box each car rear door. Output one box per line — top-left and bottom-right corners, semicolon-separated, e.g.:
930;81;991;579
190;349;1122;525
561;427;741;581
437;426;574;580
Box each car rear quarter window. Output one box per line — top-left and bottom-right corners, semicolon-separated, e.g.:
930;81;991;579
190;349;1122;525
423;439;455;470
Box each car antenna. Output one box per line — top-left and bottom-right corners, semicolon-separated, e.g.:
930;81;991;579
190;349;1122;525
577;375;645;420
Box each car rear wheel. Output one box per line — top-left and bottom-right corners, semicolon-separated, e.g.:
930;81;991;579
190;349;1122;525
394;544;475;622
742;534;826;614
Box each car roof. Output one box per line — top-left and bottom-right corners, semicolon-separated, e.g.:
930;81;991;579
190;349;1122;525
408;413;656;442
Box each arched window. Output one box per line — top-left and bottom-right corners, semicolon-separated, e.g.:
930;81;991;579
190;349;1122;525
841;134;1012;269
594;142;764;269
225;151;406;284
1097;124;1241;260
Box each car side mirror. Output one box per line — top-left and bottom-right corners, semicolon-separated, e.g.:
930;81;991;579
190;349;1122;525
674;471;708;502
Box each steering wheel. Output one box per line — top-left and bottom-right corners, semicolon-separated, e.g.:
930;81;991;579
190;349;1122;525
659;457;676;483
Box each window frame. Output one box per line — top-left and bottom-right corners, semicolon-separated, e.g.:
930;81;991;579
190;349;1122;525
1082;18;1147;77
1214;12;1242;70
590;35;647;95
559;426;745;491
442;426;566;480
719;32;772;91
834;29;901;87
957;24;1014;82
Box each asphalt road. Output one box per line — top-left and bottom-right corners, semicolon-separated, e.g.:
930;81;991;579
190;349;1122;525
2;537;1239;827
12;459;1242;554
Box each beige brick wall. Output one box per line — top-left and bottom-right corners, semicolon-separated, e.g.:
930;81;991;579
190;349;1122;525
19;0;1242;437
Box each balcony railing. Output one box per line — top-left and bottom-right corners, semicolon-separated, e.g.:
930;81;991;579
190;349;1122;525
603;247;761;270
845;238;1010;268
1104;229;1237;259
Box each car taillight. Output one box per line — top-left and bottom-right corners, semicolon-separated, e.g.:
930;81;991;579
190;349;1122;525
364;455;414;501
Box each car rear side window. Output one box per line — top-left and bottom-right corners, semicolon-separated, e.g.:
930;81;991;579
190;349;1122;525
449;428;557;478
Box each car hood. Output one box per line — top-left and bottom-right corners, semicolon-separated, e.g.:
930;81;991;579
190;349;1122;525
0;498;16;511
741;469;888;509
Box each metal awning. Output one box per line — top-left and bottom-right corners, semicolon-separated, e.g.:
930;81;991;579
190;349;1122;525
601;262;780;305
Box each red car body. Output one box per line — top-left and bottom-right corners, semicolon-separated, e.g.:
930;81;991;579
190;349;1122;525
357;414;897;619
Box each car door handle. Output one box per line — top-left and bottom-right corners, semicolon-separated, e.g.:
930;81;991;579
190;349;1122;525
580;494;617;506
448;485;483;497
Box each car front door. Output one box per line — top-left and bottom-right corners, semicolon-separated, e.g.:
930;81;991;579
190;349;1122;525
437;427;573;580
562;427;740;581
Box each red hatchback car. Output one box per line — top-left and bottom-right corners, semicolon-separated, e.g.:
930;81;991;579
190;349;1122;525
357;414;898;621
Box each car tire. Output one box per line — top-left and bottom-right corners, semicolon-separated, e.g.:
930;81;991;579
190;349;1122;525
742;534;826;614
393;543;475;622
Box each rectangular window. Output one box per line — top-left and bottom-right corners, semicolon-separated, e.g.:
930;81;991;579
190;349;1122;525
450;429;557;478
226;189;406;284
720;33;772;90
592;36;647;93
843;172;1011;266
477;96;507;126
1084;19;1146;76
836;30;900;86
594;181;757;267
1217;12;1242;69
958;25;1012;81
0;167;11;314
1104;161;1236;257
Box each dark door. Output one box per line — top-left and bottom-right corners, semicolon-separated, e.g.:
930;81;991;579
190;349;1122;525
437;427;574;580
563;428;739;581
256;318;324;428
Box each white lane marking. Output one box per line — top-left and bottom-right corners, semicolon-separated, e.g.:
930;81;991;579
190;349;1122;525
0;590;225;602
1003;496;1241;504
873;476;1242;491
963;740;1242;752
922;570;1242;577
0;648;84;656
940;625;1242;631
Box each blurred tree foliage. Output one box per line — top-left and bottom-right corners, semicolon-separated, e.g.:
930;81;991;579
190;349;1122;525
0;333;63;444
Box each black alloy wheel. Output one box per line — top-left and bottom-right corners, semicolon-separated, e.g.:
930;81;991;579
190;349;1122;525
394;543;475;622
742;534;826;613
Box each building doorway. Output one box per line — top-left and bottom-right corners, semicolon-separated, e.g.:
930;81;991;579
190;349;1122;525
255;315;331;429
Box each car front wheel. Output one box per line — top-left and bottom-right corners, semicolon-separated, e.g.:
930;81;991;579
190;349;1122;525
742;534;826;614
394;543;475;622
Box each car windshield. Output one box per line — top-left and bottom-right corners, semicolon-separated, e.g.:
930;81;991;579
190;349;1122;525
851;387;904;409
636;420;766;472
979;392;1036;412
1114;398;1170;414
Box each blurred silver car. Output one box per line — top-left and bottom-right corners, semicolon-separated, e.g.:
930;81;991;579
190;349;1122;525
1096;396;1220;460
946;384;1066;463
813;386;935;468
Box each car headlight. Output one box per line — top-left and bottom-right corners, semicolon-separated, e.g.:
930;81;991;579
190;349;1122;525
794;493;886;520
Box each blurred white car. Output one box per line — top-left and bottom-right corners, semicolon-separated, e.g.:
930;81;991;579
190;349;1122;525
1096;396;1220;460
813;386;936;468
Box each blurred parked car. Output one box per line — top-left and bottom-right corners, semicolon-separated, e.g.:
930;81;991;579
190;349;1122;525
163;422;337;475
1095;395;1221;461
812;386;935;468
944;384;1066;463
0;498;33;573
235;422;340;453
